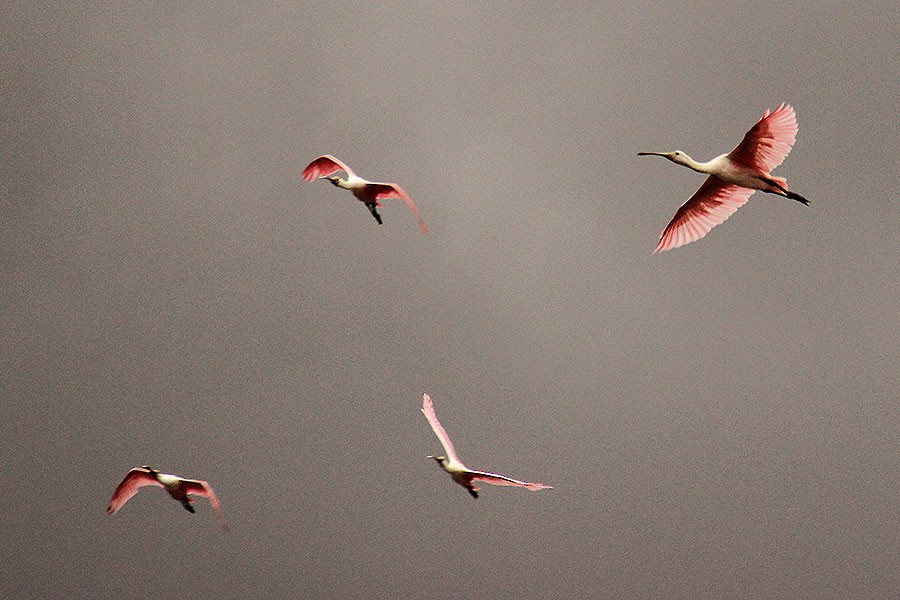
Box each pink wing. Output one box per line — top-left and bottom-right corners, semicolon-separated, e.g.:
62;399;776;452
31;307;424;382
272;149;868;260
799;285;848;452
369;183;428;234
301;155;356;181
654;176;755;253
727;103;798;172
107;467;162;515
421;393;461;464
469;470;553;490
182;479;228;533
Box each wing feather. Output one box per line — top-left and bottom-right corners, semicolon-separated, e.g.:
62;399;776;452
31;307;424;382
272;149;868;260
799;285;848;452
654;177;755;252
181;479;228;533
369;183;428;234
301;154;356;181
106;468;161;515
727;103;798;172
421;393;461;464
468;469;553;490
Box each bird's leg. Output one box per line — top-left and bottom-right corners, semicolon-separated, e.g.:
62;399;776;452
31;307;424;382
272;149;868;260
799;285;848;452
467;487;478;499
366;203;383;225
784;190;810;206
763;177;810;206
181;498;196;513
765;188;810;206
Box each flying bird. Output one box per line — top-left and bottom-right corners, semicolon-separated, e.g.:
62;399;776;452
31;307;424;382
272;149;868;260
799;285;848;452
639;103;809;252
421;393;552;498
107;466;228;532
302;154;428;233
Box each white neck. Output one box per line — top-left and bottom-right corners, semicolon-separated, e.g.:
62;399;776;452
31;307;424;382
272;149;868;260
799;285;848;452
678;153;717;174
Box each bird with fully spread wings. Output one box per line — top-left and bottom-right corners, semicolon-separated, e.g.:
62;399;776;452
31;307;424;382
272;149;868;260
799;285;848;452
107;466;227;532
302;154;428;234
639;103;808;252
421;393;552;498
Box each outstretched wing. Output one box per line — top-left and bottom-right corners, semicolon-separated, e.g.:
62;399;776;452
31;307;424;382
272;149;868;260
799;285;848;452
107;467;161;515
301;155;356;181
369;183;428;234
421;393;461;464
181;479;228;533
468;469;553;490
654;176;755;253
727;103;798;173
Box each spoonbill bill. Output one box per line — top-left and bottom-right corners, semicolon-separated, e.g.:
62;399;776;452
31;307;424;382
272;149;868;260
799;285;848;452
421;393;552;498
639;103;809;252
302;154;428;233
107;466;228;532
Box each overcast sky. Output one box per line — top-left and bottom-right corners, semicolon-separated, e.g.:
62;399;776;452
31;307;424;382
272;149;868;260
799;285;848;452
2;2;898;598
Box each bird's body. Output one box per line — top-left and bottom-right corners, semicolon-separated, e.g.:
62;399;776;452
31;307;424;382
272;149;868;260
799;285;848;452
107;466;227;532
302;154;428;233
421;393;552;498
639;103;808;252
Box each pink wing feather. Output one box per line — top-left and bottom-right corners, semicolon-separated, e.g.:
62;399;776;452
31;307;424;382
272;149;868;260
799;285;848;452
182;479;228;533
421;393;462;464
654;177;755;253
301;154;356;181
370;183;429;234
727;103;798;172
469;470;553;490
106;467;162;515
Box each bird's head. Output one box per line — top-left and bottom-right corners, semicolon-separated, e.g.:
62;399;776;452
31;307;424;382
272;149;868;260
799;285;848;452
426;455;447;467
325;176;343;187
637;150;690;166
141;465;160;478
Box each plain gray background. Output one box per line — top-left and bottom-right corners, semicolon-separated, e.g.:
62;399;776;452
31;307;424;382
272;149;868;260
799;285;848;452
2;2;898;598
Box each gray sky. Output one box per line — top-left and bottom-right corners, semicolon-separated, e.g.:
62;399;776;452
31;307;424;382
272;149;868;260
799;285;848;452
2;2;898;598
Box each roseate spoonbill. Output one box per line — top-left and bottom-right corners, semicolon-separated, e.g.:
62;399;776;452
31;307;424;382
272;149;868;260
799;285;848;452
639;103;809;252
421;393;552;498
302;154;428;233
107;466;228;532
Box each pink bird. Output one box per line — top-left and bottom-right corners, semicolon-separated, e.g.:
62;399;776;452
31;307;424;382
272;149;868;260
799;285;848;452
421;393;553;498
302;154;428;233
639;103;809;252
107;466;228;532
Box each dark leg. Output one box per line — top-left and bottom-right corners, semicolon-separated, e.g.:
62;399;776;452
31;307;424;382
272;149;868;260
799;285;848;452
785;190;810;206
764;178;809;206
366;203;383;224
181;499;196;513
467;487;478;499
